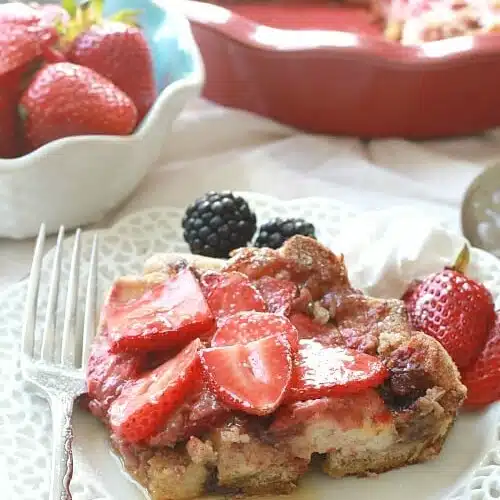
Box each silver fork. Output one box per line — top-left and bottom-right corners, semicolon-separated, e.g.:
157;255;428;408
21;224;98;500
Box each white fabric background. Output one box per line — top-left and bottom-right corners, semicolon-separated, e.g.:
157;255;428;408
2;97;500;290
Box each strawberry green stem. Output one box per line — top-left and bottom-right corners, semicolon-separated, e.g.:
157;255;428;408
451;244;470;274
58;0;139;46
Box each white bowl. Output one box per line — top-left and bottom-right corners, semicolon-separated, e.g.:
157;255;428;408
0;0;204;239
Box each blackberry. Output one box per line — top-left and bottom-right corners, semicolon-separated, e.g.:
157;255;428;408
182;191;257;258
255;217;316;249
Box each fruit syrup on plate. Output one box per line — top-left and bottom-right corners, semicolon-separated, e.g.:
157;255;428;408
0;0;156;158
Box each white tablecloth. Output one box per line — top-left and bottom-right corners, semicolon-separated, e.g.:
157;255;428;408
2;98;500;290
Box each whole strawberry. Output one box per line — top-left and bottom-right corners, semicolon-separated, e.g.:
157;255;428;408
20;62;138;150
403;246;495;369
67;17;156;122
0;21;57;78
462;312;500;408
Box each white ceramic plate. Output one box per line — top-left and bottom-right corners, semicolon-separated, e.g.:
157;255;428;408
2;193;500;500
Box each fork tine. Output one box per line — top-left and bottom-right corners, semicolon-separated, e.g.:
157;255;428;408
41;226;65;363
81;233;98;370
22;223;46;358
60;229;81;366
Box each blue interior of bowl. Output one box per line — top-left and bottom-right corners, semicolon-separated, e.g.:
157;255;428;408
103;0;198;92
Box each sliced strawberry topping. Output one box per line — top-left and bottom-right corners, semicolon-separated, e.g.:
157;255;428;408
254;276;297;316
86;336;144;420
107;268;214;353
200;335;293;416
200;271;266;321
109;339;203;443
285;340;389;403
211;311;299;351
289;312;342;347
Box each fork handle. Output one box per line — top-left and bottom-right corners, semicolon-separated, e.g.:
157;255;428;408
49;393;75;500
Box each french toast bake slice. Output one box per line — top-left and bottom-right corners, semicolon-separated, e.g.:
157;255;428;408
86;236;466;500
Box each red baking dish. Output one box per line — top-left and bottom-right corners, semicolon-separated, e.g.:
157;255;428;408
181;1;500;139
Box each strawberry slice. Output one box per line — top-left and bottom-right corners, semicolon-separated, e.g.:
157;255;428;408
254;276;297;316
289;312;342;347
285;340;389;403
211;311;299;351
107;268;215;353
200;335;293;415
109;339;203;443
200;271;266;320
86;335;145;420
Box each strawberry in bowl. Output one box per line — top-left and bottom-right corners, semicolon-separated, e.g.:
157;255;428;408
1;0;157;155
0;0;203;239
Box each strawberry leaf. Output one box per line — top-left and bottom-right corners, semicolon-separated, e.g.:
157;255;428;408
109;9;141;27
90;0;104;21
79;1;95;28
452;244;470;274
62;0;78;18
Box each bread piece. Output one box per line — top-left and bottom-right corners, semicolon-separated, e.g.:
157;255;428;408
113;437;216;500
210;420;309;495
